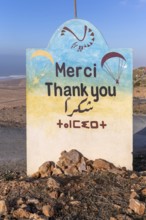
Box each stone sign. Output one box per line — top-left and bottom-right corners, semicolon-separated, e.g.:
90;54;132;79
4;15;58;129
27;19;133;174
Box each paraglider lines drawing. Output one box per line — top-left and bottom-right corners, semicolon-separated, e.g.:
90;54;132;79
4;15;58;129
61;25;95;52
101;52;127;84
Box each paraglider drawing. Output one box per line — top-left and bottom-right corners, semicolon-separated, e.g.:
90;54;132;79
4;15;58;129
61;25;95;52
101;52;127;84
31;50;54;64
30;50;54;84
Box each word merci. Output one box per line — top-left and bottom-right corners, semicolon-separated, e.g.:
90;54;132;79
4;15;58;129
57;119;107;129
45;83;116;102
56;62;98;78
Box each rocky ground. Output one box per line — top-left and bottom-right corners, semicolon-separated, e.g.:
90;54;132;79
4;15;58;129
134;103;146;115
0;106;26;127
0;150;146;220
0;76;145;219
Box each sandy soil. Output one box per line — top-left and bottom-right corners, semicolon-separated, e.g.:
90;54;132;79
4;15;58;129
133;86;146;114
0;78;26;110
0;127;26;173
0;106;26;127
0;78;26;127
134;86;146;98
0;78;26;173
133;86;146;99
134;103;146;114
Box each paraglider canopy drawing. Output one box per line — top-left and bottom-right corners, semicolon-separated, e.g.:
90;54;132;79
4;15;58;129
31;50;54;64
101;52;127;84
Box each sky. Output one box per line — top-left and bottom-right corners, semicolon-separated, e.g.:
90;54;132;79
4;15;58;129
0;0;146;76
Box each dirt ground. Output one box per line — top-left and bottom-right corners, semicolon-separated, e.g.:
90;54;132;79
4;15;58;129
0;78;26;127
133;85;146;114
0;78;26;110
133;86;146;99
0;78;146;219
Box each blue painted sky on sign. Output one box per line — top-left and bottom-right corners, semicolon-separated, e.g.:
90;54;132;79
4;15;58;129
0;0;146;75
27;19;132;92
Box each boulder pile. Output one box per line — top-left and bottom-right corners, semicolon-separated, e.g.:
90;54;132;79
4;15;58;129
0;149;145;220
33;149;118;178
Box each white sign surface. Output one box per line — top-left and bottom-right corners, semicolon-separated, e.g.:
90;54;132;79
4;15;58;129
27;19;133;174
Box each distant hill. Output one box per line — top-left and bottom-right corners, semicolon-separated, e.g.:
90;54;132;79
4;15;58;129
133;67;146;87
0;78;26;88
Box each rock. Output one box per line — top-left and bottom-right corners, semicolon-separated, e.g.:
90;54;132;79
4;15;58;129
0;200;7;215
42;204;54;217
64;205;69;210
77;157;87;173
64;166;79;176
86;160;93;173
17;197;25;206
70;200;81;206
139;176;146;184
3;217;9;220
86;160;94;166
29;213;46;220
129;199;145;215
38;161;55;177
31;171;40;179
49;191;59;199
57;149;82;169
141;188;146;197
130;191;139;199
13;208;30;219
131;183;141;191
113;204;121;210
126;208;133;214
52;167;63;176
47;177;60;189
130;173;138;179
139;171;146;176
93;159;115;170
86;165;93;173
20;204;27;209
60;193;65;198
109;168;125;175
27;198;39;205
3;186;10;196
1;149;146;219
116;215;132;220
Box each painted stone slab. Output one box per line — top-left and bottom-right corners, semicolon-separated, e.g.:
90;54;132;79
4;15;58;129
27;19;133;174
